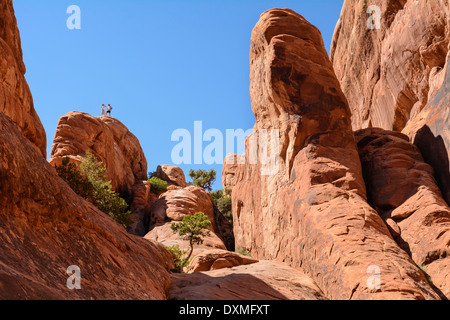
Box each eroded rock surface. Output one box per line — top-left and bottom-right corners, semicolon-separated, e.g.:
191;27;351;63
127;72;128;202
0;0;46;157
232;8;440;300
154;165;188;188
222;154;240;191
144;222;227;253
150;185;216;229
0;113;172;300
187;249;258;273
402;52;450;206
49;111;147;200
331;0;449;132
170;260;326;300
356;128;450;298
331;0;450;205
127;180;158;236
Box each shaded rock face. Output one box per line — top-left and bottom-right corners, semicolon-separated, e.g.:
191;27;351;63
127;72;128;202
356;128;450;298
331;0;450;205
232;8;441;299
403;54;450;206
127;180;158;237
0;113;173;299
331;0;449;132
49;111;148;200
170;260;326;300
0;0;46;157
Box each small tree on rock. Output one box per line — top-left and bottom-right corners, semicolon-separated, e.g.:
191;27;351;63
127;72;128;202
188;169;216;191
171;212;211;262
80;151;132;229
54;157;92;199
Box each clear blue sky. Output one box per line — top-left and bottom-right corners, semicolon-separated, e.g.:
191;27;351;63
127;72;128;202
14;0;344;190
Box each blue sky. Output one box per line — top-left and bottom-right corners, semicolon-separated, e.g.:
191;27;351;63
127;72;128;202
14;0;344;190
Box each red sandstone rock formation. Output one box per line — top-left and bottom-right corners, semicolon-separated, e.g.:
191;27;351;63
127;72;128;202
331;0;449;132
144;221;227;253
150;185;216;228
49;111;148;199
0;3;173;299
331;0;450;205
222;154;239;191
154;165;188;188
0;0;46;157
402;57;450;205
170;260;326;300
232;8;441;299
0;113;173;299
143;165;228;255
355;128;450;298
187;249;258;273
127;180;158;236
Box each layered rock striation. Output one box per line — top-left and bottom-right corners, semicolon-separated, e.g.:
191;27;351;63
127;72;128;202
331;0;450;205
0;112;173;299
232;8;441;299
0;0;46;157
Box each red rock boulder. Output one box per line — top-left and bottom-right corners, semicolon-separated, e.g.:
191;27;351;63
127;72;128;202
154;165;188;187
49;111;148;199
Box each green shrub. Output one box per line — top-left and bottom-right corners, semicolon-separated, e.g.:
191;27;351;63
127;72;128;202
55;152;132;229
224;188;232;197
416;263;433;285
167;245;189;273
171;212;211;261
148;176;168;194
217;197;232;223
210;190;223;205
55;157;92;199
188;169;216;191
236;247;252;257
80;152;132;229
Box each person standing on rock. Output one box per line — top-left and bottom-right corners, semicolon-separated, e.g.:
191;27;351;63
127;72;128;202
106;104;113;116
101;104;106;116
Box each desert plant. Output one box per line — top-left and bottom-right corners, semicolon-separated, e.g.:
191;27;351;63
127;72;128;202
236;247;252;257
166;245;189;273
80;151;132;228
210;189;223;206
224;188;232;197
171;212;211;261
148;176;168;194
216;197;232;223
188;169;216;191
416;263;433;285
55;152;132;228
54;157;92;199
